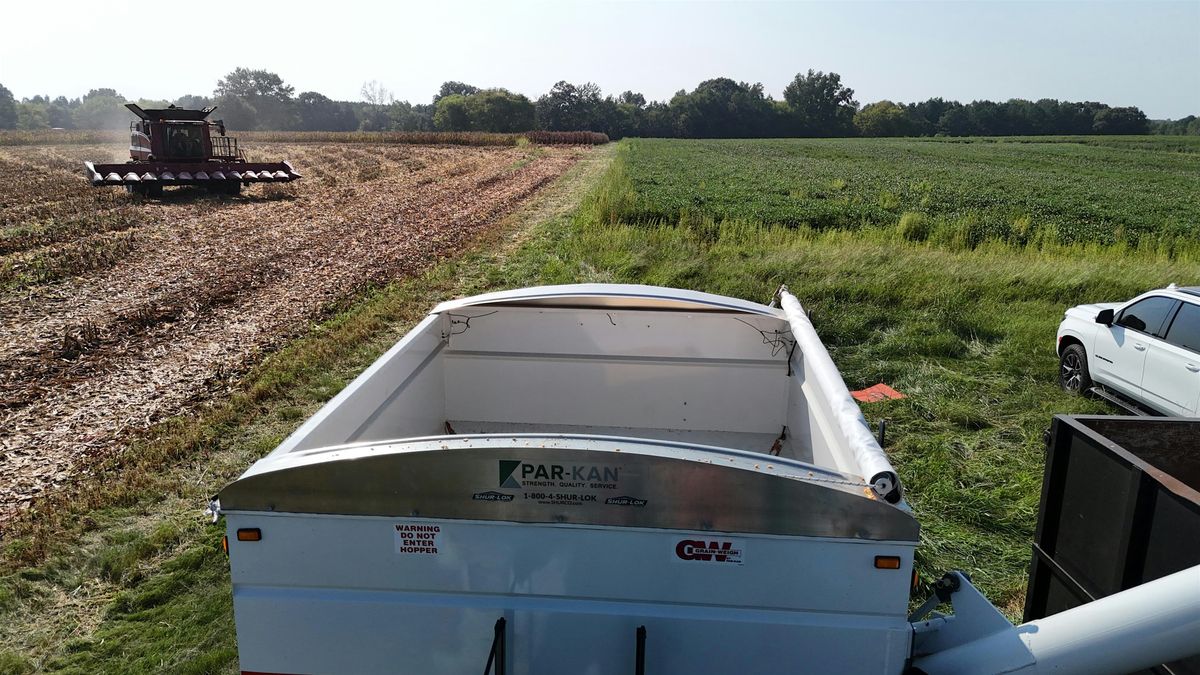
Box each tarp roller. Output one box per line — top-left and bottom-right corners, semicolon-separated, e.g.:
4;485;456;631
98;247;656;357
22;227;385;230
777;286;902;502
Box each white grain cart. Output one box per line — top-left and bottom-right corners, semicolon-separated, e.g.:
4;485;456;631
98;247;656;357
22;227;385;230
214;285;1200;674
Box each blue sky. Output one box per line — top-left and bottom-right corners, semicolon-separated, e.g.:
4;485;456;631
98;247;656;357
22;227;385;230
3;0;1197;118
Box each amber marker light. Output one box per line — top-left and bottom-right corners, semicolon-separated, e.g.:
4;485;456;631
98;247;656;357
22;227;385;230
236;528;262;542
874;555;902;569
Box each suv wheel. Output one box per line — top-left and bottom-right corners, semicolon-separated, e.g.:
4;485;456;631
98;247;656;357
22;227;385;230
1059;343;1092;393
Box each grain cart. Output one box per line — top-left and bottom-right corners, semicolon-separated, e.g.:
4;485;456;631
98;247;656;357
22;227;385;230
84;104;300;196
213;284;1200;674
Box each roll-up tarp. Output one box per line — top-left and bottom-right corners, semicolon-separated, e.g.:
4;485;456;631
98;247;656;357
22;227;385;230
778;287;902;502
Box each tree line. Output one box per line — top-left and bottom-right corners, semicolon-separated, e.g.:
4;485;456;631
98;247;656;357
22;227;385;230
1;68;1194;138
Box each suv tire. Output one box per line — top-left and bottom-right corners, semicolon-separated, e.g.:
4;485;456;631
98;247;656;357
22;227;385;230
1059;343;1092;394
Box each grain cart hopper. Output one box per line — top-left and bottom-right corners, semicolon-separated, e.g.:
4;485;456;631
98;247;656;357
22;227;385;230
83;104;300;196
212;284;1200;674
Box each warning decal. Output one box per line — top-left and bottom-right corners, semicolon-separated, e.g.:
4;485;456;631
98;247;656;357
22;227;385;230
394;523;441;555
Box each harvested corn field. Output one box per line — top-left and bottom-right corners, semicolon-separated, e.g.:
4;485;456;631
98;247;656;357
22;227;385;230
0;140;586;525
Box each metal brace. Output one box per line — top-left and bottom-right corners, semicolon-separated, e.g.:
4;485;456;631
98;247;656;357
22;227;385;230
908;572;962;622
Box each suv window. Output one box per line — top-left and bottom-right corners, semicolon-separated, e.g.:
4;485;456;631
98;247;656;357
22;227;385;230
1164;302;1200;353
1117;296;1177;336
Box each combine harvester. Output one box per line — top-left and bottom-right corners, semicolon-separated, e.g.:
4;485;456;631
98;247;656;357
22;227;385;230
84;104;300;196
213;284;1200;674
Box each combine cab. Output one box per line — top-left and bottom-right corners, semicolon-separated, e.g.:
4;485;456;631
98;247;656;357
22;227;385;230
84;104;300;196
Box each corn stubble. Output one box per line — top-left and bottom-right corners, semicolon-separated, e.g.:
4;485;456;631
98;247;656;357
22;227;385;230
0;141;586;525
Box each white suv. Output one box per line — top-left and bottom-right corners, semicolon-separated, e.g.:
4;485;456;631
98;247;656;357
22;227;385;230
1057;284;1200;416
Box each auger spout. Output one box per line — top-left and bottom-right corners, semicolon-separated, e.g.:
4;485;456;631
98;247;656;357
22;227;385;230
913;564;1200;675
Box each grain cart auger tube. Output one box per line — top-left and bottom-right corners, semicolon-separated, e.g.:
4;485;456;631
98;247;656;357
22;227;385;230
83;104;300;196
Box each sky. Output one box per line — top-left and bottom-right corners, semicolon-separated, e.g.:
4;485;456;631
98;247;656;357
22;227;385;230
2;0;1198;119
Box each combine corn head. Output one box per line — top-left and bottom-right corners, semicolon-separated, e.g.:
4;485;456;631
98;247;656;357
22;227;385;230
84;104;300;196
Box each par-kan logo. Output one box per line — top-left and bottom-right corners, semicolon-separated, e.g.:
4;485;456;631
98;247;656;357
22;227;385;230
499;460;523;489
498;460;621;488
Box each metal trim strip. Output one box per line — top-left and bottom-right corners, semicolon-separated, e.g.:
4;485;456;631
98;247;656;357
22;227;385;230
445;349;787;368
219;438;919;541
432;284;783;317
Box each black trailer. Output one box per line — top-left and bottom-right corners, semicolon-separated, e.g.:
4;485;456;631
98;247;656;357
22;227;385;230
1027;415;1200;675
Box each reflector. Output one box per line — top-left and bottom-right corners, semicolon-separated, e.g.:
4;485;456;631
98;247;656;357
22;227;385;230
874;555;901;569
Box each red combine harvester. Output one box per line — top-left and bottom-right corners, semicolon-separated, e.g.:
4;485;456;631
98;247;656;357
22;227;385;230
84;104;300;196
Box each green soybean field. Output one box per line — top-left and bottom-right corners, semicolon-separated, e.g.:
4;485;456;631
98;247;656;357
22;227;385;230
607;136;1200;252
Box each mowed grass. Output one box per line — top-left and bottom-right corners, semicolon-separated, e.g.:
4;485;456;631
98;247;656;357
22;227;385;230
615;137;1200;250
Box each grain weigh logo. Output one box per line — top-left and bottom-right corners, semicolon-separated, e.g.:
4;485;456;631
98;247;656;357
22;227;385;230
675;539;745;565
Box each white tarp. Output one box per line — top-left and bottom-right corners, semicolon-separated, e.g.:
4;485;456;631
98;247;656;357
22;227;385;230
778;288;901;502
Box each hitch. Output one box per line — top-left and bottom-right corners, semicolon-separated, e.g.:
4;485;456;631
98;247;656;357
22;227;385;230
908;571;961;622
